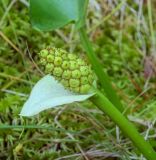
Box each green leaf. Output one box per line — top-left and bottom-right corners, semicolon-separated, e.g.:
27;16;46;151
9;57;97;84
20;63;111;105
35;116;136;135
30;0;88;31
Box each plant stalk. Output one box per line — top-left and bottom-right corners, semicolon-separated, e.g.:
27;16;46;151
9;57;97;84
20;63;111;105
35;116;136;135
79;27;123;112
91;90;156;160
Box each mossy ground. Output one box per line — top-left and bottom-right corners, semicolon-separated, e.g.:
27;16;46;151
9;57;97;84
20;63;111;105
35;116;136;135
1;0;156;159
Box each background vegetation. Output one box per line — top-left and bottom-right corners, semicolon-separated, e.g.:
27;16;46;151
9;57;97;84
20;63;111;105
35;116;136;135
0;0;156;159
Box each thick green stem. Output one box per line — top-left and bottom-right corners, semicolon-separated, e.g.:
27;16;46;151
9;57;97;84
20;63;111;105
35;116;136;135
79;27;123;112
91;90;156;160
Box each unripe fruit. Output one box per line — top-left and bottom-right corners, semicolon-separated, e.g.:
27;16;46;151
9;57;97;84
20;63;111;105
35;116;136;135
61;79;69;87
38;47;95;94
62;70;71;79
62;61;69;69
81;77;88;85
53;67;63;77
45;63;54;73
68;53;77;60
54;57;62;66
69;79;80;88
47;55;54;63
72;70;81;79
80;84;91;94
40;49;48;58
69;61;78;70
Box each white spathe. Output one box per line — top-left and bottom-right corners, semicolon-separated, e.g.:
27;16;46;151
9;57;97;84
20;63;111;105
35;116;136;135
20;75;94;117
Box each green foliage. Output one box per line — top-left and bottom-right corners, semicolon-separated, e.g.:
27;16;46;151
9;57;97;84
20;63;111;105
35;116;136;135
30;0;88;31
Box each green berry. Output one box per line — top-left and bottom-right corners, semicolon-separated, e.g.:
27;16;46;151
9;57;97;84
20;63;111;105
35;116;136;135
69;79;80;88
80;84;91;94
77;59;85;66
88;74;94;84
53;67;63;77
68;53;77;60
81;77;88;85
60;79;69;87
71;87;79;93
45;63;54;73
69;61;78;70
54;57;62;66
40;49;48;58
80;66;89;76
62;61;69;69
62;70;71;79
47;55;54;63
72;70;81;79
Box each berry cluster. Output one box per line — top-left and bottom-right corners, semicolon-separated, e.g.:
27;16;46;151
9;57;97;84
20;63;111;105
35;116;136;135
38;47;95;94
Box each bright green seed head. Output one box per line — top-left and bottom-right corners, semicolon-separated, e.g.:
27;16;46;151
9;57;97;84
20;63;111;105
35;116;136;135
53;67;63;77
80;84;91;94
72;70;81;79
38;47;95;94
62;70;71;79
69;79;80;88
40;49;48;58
54;57;62;66
47;55;54;63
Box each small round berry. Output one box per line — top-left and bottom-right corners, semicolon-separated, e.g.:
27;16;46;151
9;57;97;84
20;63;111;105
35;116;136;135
80;84;91;94
80;66;89;76
81;76;88;85
45;63;54;73
88;74;94;84
62;70;71;79
77;58;85;66
71;87;79;93
71;70;81;79
47;55;54;63
62;61;69;69
69;79;80;88
53;67;63;77
40;49;48;58
68;53;77;60
60;79;69;87
69;61;78;70
54;57;62;66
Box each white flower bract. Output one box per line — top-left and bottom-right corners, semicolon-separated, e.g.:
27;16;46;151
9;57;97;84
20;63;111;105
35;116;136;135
20;75;95;117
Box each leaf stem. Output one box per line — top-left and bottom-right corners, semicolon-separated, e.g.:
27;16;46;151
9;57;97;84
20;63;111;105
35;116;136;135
79;27;123;112
91;90;156;160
